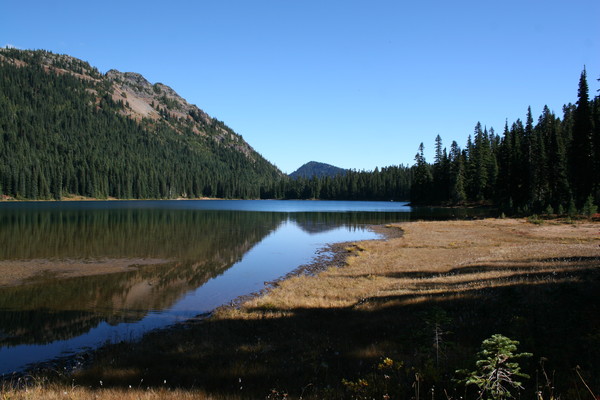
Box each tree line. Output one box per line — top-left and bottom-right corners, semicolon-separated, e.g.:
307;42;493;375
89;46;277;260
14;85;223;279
0;49;414;202
1;48;598;210
411;69;600;214
269;69;599;211
263;166;412;201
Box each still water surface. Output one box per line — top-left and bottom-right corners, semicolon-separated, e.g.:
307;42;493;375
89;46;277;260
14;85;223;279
0;200;489;374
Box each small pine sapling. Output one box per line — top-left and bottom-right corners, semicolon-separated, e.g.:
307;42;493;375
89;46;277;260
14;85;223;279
457;334;532;400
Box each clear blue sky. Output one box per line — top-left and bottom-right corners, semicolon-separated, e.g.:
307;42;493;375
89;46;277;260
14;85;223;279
2;0;599;173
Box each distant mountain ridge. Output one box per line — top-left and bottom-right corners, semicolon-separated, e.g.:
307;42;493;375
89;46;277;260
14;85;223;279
289;161;348;179
0;48;282;199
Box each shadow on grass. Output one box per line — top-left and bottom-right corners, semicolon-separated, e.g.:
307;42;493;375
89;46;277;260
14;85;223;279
335;256;600;282
69;258;600;399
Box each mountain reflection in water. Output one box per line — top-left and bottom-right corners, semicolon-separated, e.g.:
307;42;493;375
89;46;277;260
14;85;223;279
0;201;426;373
0;209;284;345
0;200;490;373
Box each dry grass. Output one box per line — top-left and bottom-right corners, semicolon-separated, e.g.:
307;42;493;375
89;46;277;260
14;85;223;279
4;218;599;399
0;383;234;399
235;218;599;313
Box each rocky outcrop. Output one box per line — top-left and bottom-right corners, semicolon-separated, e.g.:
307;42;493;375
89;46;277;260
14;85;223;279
104;68;257;157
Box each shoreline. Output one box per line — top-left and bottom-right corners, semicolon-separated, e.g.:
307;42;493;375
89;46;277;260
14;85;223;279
4;223;396;377
4;218;600;399
208;223;403;318
225;217;599;314
7;223;401;379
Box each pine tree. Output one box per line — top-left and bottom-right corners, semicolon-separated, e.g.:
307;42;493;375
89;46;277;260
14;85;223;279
569;68;593;205
470;122;490;201
497;121;513;209
449;141;466;204
592;78;600;199
531;106;552;209
522;107;535;209
546;109;571;209
411;143;433;204
459;334;532;400
510;119;527;210
432;134;449;202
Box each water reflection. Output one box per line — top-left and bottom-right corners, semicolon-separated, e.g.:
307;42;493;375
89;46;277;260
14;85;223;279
0;209;283;345
0;208;285;260
0;200;492;373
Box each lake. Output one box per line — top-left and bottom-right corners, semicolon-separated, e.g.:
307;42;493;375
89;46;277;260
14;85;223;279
0;200;489;374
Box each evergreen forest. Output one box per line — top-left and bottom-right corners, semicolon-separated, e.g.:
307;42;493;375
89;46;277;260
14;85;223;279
271;68;600;213
410;69;600;214
0;49;281;200
1;48;599;213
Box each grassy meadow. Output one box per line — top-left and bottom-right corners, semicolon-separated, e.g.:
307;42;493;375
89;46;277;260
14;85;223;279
2;218;599;399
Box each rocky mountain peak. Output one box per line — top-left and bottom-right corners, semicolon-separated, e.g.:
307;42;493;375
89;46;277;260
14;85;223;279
105;68;209;123
0;48;267;165
106;70;154;96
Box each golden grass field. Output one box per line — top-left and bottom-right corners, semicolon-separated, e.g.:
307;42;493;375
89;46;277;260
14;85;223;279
2;218;599;399
236;218;599;313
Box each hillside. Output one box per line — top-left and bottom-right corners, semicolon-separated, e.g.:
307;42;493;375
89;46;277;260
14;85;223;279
0;48;282;199
289;161;347;179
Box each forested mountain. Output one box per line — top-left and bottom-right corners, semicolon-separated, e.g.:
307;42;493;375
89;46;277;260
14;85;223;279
410;69;600;214
2;48;596;209
289;161;347;179
0;48;282;200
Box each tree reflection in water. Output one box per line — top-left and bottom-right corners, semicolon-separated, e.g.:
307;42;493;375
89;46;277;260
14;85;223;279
0;200;481;373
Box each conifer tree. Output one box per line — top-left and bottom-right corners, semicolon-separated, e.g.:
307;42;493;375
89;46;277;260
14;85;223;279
432;135;450;202
531;106;552;208
570;68;593;205
592;78;600;198
470;122;490;201
509;119;527;209
497;121;513;209
411;143;433;204
545;109;571;209
448;141;466;204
